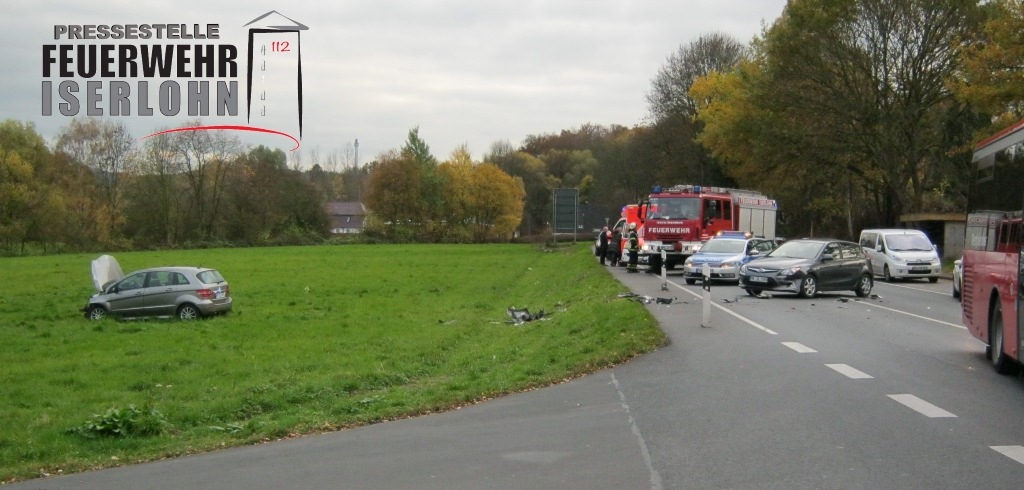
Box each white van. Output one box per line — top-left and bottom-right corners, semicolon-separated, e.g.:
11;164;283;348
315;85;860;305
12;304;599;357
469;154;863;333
858;229;942;282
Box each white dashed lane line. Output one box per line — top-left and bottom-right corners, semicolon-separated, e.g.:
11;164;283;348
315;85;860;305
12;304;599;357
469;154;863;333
991;446;1024;465
887;394;957;418
781;342;817;353
826;363;873;379
668;279;1024;464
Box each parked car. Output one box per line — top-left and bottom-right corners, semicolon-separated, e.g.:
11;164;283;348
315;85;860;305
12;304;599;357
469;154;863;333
82;255;232;320
952;256;963;300
738;238;873;298
681;231;777;284
859;228;942;283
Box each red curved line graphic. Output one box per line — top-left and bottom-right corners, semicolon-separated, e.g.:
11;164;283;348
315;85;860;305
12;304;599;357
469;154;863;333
140;125;300;151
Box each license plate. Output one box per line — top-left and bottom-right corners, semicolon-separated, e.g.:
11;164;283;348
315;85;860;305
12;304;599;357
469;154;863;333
750;276;768;283
910;266;929;271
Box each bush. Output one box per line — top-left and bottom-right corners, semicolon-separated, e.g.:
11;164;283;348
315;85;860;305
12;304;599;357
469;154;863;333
67;404;170;438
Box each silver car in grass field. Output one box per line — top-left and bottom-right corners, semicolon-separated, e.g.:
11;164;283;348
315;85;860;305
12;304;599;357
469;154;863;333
82;255;232;320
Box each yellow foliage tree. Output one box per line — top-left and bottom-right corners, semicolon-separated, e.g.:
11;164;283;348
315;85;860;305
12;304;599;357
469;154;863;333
437;145;475;241
954;0;1024;135
468;163;525;241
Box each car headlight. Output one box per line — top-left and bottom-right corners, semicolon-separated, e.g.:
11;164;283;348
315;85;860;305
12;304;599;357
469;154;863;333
739;264;748;274
684;258;694;266
891;255;906;264
782;266;803;276
930;258;941;265
720;261;737;268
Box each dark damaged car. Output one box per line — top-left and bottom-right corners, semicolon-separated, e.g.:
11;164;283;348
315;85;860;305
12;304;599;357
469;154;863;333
82;255;233;320
738;238;873;298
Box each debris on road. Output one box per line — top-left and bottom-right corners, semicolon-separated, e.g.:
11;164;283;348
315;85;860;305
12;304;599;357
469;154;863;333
616;293;677;305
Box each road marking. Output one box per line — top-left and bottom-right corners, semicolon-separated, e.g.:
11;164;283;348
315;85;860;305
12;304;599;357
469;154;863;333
782;342;817;353
826;363;873;379
887;394;957;418
610;373;664;490
667;277;963;332
861;301;966;330
991;446;1024;465
877;281;950;296
668;280;778;335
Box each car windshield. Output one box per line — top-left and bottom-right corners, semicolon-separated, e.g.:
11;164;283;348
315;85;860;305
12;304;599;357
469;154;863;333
698;239;746;254
766;241;824;260
885;233;933;251
648;197;699;220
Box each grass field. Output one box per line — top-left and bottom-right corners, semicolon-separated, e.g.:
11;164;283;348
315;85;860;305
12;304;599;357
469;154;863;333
0;243;665;482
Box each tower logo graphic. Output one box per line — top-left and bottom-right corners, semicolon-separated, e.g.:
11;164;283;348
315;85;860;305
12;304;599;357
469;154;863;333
244;11;308;143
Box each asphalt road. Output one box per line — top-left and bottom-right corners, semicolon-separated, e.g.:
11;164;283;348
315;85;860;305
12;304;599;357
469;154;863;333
12;267;1024;489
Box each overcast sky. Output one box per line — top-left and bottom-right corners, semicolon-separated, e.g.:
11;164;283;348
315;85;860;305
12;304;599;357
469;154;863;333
4;0;788;167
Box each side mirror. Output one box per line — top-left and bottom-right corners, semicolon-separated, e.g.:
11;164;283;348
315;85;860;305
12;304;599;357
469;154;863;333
822;253;835;261
748;250;761;256
875;244;883;253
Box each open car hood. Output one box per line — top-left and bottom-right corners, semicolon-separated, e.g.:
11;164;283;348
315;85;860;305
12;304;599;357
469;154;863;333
91;255;124;292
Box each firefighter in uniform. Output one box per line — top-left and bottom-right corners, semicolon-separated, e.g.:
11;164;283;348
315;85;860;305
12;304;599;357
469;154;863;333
626;223;640;272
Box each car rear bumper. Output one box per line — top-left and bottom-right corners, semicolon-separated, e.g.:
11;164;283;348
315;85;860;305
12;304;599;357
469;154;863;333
197;297;233;316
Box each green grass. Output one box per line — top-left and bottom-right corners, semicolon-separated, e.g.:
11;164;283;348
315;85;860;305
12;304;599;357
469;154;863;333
0;243;665;482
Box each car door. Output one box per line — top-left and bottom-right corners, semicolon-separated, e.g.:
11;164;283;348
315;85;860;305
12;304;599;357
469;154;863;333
861;232;881;275
838;243;866;288
816;242;845;290
144;270;188;316
106;272;148;315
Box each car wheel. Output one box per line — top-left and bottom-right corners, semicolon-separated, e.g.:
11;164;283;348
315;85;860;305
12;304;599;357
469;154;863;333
87;305;108;321
854;274;873;297
928;277;938;283
883;265;895;282
952;280;961;300
745;288;762;297
989;301;1018;375
798;275;818;298
685;278;697;285
177;304;201;321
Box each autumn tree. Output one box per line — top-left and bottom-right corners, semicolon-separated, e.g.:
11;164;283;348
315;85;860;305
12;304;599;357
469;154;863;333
437;145;475;241
648;32;747;121
467;163;525;241
53;118;135;237
953;0;1024;136
363;149;427;241
0;121;45;250
159;121;243;240
485;144;554;237
643;33;748;187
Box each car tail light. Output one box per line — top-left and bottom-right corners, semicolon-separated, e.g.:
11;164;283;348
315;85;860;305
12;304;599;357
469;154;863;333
196;289;214;299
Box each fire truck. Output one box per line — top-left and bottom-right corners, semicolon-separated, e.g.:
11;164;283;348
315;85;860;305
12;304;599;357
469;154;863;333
638;185;778;272
599;204;644;266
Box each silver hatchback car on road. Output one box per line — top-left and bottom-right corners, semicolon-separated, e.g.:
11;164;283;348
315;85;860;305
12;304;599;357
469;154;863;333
82;256;232;320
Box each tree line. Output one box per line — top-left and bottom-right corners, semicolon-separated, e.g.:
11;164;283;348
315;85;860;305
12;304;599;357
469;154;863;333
4;0;1024;253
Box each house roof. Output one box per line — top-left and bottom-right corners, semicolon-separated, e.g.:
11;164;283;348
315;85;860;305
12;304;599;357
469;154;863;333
326;201;366;216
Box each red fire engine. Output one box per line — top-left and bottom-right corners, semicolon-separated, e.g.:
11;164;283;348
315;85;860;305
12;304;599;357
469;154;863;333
638;185;778;272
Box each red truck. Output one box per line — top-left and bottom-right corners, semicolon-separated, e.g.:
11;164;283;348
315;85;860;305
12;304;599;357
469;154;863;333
637;185;778;272
595;204;645;266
